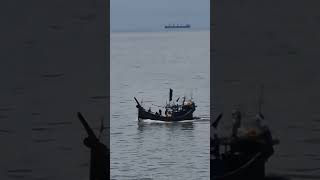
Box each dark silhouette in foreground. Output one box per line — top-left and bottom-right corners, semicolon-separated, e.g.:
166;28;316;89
77;112;109;180
211;111;280;180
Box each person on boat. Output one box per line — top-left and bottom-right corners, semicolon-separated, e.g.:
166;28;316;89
159;109;162;115
165;109;168;116
231;109;242;137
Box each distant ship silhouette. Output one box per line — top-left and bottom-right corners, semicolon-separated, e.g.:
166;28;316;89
164;24;191;29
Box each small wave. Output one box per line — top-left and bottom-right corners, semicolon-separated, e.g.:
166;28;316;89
90;95;107;100
72;13;96;23
32;127;50;132
41;73;64;78
0;107;15;111
7;169;32;173
47;121;73;126
49;24;63;31
300;137;320;144
7;169;32;179
33;139;56;143
0;115;9;119
192;75;205;80
112;114;121;118
57;146;73;151
0;129;12;134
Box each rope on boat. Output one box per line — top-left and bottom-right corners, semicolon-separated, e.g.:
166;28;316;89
212;152;262;179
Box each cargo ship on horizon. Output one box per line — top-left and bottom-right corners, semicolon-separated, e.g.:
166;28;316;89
164;24;191;29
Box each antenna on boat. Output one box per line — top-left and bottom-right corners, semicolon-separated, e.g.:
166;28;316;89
257;84;264;115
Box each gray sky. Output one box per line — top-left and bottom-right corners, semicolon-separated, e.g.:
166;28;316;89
111;0;210;32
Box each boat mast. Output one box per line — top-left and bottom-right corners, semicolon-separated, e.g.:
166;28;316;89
169;88;173;104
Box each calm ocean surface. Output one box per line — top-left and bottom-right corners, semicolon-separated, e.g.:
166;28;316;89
110;30;210;180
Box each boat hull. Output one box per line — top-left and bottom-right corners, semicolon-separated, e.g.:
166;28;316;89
137;106;195;122
211;137;275;180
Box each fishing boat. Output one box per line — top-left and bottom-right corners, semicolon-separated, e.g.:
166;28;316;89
134;89;196;121
164;24;191;29
211;112;280;179
211;86;279;179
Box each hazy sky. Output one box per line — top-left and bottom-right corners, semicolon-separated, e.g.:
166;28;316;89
111;0;210;32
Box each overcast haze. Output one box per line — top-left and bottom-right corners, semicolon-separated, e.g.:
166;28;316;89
111;0;210;32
